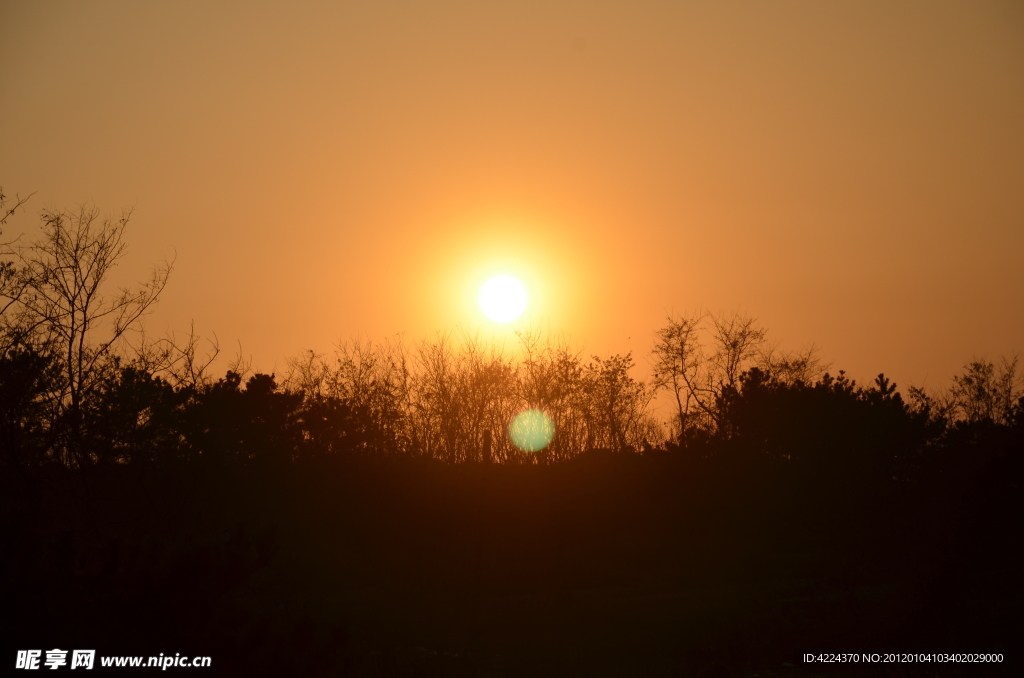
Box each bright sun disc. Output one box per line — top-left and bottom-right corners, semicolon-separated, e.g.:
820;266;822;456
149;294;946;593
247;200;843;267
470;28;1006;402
479;275;527;322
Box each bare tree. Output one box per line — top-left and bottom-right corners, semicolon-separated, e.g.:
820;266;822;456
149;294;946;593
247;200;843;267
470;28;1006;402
709;312;767;392
949;355;1021;425
412;332;518;462
759;341;825;386
129;323;222;391
0;185;33;227
0;186;35;328
653;311;814;440
652;312;708;438
517;331;590;461
283;336;419;456
336;336;414;456
584;352;656;452
10;206;172;464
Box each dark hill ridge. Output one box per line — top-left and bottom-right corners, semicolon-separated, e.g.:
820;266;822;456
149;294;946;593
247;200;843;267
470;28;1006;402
3;425;1020;676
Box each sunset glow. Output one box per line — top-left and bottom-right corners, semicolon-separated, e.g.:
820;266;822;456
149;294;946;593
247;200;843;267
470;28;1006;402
3;3;1022;669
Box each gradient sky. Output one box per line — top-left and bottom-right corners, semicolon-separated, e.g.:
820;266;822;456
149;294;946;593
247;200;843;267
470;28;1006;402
2;0;1022;393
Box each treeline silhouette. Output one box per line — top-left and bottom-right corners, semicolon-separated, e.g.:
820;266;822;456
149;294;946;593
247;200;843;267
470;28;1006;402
4;333;1021;474
2;194;1022;676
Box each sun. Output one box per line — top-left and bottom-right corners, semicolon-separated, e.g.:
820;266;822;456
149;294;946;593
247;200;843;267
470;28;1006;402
479;275;527;322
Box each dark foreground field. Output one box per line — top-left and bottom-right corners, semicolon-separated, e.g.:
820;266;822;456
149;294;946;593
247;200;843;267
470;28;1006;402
3;440;1020;677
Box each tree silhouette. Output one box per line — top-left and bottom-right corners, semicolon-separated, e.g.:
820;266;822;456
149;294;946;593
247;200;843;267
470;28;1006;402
0;187;35;339
949;355;1021;425
584;352;656;452
653;311;822;443
652;312;706;439
0;344;58;474
5;206;171;465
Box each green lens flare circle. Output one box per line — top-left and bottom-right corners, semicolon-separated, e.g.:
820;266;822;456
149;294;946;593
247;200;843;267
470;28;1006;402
508;409;555;452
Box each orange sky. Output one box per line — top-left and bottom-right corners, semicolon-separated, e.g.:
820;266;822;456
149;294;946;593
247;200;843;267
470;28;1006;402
2;1;1022;393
